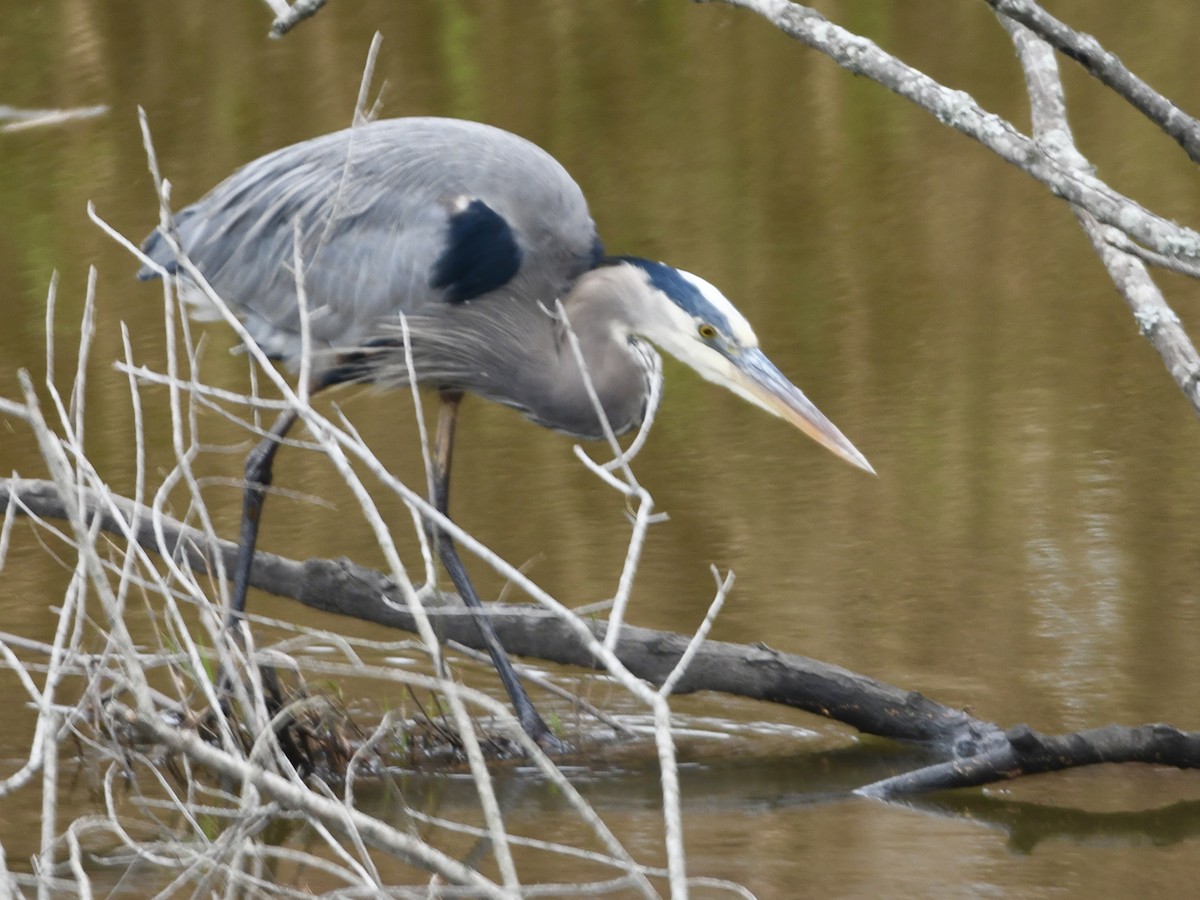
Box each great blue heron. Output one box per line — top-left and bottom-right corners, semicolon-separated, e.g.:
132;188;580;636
139;116;873;750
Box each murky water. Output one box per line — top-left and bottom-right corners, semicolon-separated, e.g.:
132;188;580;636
3;0;1200;894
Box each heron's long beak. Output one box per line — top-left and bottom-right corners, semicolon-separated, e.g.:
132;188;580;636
729;348;875;474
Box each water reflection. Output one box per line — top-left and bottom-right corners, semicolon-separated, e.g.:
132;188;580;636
909;792;1200;856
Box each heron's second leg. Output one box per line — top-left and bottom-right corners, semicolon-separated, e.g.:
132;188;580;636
229;406;300;627
430;390;565;752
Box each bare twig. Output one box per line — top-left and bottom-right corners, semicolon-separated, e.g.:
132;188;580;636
711;0;1200;267
996;15;1200;415
714;0;1200;416
446;640;636;738
0;475;1001;753
108;702;508;895
986;0;1200;165
266;0;328;39
0;105;107;132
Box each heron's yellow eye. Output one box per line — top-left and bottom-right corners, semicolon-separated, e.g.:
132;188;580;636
697;323;718;340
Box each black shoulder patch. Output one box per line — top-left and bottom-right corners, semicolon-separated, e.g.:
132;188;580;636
431;199;523;303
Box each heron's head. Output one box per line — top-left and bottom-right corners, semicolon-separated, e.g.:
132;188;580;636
608;256;874;474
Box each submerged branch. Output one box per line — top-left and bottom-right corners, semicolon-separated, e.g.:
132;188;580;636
107;702;508;895
6;475;1200;798
859;723;1200;798
907;793;1200;854
1;474;997;753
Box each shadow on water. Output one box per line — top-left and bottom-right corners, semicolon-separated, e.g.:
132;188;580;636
349;719;1200;855
900;793;1200;855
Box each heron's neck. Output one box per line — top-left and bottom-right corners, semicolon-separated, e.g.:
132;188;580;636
535;268;657;439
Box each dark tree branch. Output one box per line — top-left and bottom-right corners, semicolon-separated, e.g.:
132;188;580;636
859;723;1200;798
0;475;1000;754
7;476;1200;795
986;0;1200;165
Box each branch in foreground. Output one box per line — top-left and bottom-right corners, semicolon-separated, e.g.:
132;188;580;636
0;475;1001;754
0;105;108;133
108;702;509;896
7;476;1200;801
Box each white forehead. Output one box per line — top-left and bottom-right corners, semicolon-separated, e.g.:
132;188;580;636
676;269;759;348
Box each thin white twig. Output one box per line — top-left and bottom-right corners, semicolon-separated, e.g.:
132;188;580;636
399;313;439;590
554;300;639;488
293;220;314;404
354;33;384;126
31;98;721;899
604;352;663;472
659;567;735;698
38;709;59;900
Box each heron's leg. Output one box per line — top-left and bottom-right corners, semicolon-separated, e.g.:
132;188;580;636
228;406;300;628
430;390;565;752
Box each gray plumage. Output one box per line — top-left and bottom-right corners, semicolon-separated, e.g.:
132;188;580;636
140;115;872;469
140;117;661;437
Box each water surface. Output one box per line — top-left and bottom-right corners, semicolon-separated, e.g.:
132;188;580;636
2;0;1200;894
